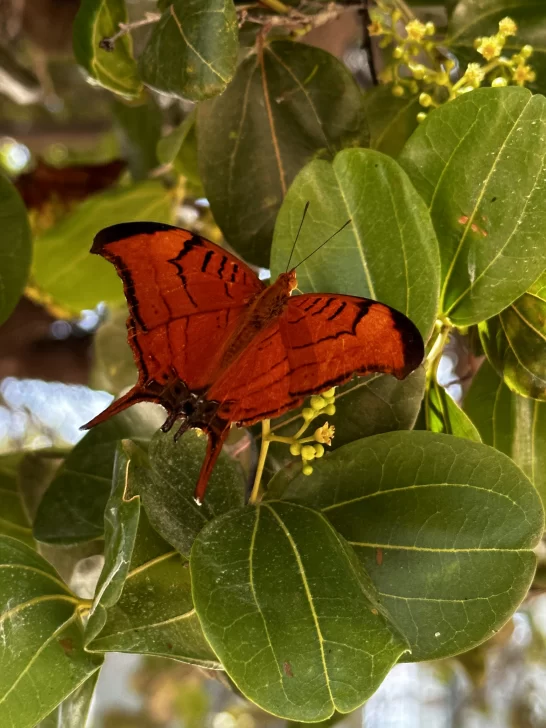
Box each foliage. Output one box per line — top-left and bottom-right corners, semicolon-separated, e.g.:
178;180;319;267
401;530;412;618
1;1;546;726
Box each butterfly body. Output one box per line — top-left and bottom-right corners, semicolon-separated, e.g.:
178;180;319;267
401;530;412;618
83;222;424;502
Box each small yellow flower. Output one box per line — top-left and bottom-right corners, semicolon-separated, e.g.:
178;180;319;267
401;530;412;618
301;445;316;461
513;63;536;86
464;62;485;88
368;20;383;37
314;422;335;446
477;35;503;61
498;17;517;37
405;19;427;42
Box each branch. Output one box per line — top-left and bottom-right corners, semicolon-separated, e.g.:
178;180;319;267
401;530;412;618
99;12;161;52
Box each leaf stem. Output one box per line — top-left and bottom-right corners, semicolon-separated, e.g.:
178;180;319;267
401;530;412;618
258;0;291;13
99;12;161;52
249;419;271;505
425;318;452;382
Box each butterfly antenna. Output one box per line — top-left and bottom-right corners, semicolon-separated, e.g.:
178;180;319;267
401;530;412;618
293;218;352;270
285;201;310;272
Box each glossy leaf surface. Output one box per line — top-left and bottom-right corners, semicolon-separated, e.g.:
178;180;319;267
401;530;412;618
191;501;408;721
0;454;34;547
464;359;546;505
86;443;218;666
272;148;440;340
33;407;162;545
38;671;100;728
273;431;543;661
422;380;482;441
139;0;238;102
73;0;142;98
479;271;546;401
132;430;246;557
198;40;369;266
363;85;420;158
400;87;546;326
0;537;102;728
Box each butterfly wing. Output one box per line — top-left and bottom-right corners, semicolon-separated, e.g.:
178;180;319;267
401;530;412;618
83;222;265;427
210;293;424;425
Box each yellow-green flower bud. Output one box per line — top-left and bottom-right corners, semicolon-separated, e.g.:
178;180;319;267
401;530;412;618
310;395;325;410
491;76;508;87
302;465;313;476
417;111;427;123
322;387;336;398
419;92;432;108
473;37;482;50
325;404;336;416
392;85;405;97
393;46;404;59
425;22;435;36
289;443;301;456
521;45;534;59
408;81;419;94
498;17;517;37
301;445;316;461
302;407;314;421
314;444;325;458
410;64;425;80
391;9;401;23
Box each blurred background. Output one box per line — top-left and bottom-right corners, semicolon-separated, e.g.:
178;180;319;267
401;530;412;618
2;1;546;726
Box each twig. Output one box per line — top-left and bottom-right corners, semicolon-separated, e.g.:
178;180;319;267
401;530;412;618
99;12;161;52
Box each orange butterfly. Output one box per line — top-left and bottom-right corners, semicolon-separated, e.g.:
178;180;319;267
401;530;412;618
83;222;424;502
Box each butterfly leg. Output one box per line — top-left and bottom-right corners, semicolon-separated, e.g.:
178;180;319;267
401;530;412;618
194;424;231;504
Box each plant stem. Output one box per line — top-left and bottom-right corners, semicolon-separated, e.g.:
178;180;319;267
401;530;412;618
425;319;452;382
249;419;271;505
99;12;161;51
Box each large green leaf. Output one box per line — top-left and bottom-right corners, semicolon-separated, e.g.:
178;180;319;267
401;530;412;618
112;96;162;181
449;0;546;95
273;431;543;661
139;0;238;102
479;271;546;401
421;380;482;441
191;501;408;721
0;174;31;326
363;85;420;158
73;0;142;99
86;443;219;666
131;429;246;557
33;407;163;545
0;454;34;547
271;148;440;340
32;181;174;314
198;40;369;267
464;359;546;506
157;111;203;192
399;87;546;326
38;671;100;728
0;536;102;728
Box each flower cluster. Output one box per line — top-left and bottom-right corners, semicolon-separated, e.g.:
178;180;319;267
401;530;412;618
368;6;537;122
269;388;336;476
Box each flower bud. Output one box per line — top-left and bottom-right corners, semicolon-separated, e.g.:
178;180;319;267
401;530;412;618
310;395;326;411
491;76;508;87
314;444;325;458
325;404;336;416
302;465;313;476
289;443;301;456
417;112;427;123
392;85;405;97
521;45;534;59
425;22;435;36
302;407;314;421
393;46;404;59
419;92;432;107
301;445;316;461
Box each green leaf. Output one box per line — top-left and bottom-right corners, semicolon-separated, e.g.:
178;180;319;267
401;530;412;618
73;0;142;99
198;40;369;267
33;407;163;545
89;308;136;395
32;181;174;314
0;455;34;547
273;431;543;661
131;429;246;557
157;111;203;191
464;358;546;506
399;87;546;326
271;148;440;340
38;670;100;728
86;443;219;666
0;536;102;728
422;380;482;440
479;271;546;401
262;368;426;486
449;0;546;95
139;0;238;102
0;174;32;326
191;501;408;721
363;85;420;158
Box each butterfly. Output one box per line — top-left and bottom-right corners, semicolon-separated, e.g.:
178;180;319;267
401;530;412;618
82;221;424;502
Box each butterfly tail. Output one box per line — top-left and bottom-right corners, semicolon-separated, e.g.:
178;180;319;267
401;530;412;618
81;387;155;430
194;426;231;504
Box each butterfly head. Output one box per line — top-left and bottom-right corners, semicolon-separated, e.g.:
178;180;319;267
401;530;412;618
278;269;298;295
